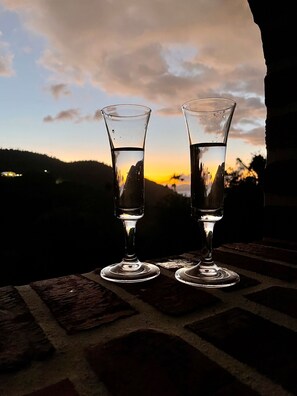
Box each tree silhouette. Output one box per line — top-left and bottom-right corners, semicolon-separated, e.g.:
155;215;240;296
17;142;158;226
249;154;266;187
169;173;184;192
226;154;266;187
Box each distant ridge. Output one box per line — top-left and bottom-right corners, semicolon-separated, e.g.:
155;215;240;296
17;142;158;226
0;148;176;199
0;148;196;286
0;149;263;286
0;148;64;172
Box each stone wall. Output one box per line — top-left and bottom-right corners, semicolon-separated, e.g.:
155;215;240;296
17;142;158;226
248;0;297;241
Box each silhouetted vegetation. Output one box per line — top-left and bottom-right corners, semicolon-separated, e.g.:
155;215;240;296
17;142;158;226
217;154;265;244
0;149;265;286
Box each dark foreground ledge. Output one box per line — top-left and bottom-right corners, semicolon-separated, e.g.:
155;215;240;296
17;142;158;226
0;239;297;396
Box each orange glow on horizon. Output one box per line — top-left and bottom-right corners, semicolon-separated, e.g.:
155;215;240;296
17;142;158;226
145;170;189;186
49;148;255;188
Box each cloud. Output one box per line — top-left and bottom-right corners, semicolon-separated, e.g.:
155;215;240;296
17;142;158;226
231;125;265;146
46;83;71;99
0;33;14;77
22;46;33;54
1;0;266;146
43;108;100;123
0;52;14;76
157;105;182;116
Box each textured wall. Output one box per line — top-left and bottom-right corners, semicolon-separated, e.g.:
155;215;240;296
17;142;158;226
248;0;297;240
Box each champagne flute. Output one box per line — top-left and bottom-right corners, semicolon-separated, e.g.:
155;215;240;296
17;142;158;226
100;104;160;283
175;98;240;288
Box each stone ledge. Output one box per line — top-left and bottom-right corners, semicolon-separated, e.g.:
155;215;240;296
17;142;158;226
0;286;55;372
86;328;259;396
23;379;79;396
186;307;297;395
0;239;296;396
30;274;137;334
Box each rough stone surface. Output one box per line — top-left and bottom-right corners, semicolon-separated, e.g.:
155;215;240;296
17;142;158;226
30;274;137;334
246;286;297;318
0;286;55;372
0;240;296;395
23;379;80;396
222;242;297;265
221;273;260;292
118;273;221;316
186;307;297;395
86;328;259;396
214;247;297;281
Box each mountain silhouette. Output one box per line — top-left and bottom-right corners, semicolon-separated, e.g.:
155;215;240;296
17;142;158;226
0;149;264;286
0;148;177;199
0;149;196;286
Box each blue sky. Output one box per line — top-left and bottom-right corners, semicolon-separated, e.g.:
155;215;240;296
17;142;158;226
0;0;267;194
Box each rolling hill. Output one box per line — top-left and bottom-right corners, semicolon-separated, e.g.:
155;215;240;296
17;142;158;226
0;149;196;286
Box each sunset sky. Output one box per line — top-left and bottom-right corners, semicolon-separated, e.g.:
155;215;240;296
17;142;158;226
0;0;267;194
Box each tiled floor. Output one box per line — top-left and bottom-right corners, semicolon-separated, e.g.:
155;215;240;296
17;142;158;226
0;239;296;395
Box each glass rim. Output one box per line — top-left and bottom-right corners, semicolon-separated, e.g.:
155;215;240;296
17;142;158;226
182;97;236;113
101;103;151;118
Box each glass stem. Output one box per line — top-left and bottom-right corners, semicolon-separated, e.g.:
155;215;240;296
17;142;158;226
121;220;141;270
199;221;218;275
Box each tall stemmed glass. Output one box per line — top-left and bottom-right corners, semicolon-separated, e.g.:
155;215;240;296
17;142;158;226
175;98;240;288
100;104;160;283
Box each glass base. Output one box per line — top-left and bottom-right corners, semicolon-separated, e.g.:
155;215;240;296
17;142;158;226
100;262;160;283
175;263;240;288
